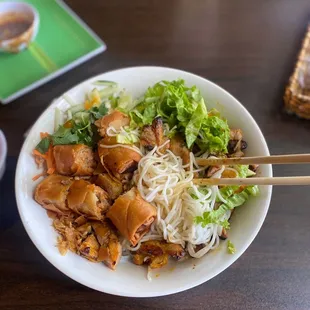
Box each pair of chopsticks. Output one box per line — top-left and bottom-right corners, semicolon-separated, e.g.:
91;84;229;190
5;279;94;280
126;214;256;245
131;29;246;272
193;154;310;186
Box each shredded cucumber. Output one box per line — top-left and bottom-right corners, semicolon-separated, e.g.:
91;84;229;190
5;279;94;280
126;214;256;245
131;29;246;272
54;108;62;131
62;94;76;106
98;85;119;99
67;110;72;120
68;103;85;115
93;80;118;86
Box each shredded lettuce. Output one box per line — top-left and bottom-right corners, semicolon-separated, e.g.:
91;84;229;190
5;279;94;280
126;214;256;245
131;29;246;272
185;98;207;148
93;80;118;87
227;240;236;254
117;91;137;111
235;165;256;178
120;79;230;154
116;129;139;145
195;186;259;228
196;116;230;154
217;186;239;201
195;211;230;229
98;85;119;99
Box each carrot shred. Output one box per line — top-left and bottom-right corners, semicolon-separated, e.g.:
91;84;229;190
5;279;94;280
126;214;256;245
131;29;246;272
33;149;47;159
64;120;73;128
84;100;92;110
40;132;50;139
32;173;45;181
235;186;245;193
32;134;55;181
45;145;56;173
47;167;55;175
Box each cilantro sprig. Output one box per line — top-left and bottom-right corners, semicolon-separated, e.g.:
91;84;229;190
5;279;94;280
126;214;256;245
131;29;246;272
35;102;108;153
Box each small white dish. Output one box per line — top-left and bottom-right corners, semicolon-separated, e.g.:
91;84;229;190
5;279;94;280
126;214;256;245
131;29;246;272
15;67;272;297
0;1;39;53
0;130;7;180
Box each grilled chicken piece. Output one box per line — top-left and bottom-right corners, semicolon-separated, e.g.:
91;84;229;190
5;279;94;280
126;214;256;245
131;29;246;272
132;240;186;269
149;255;169;269
169;134;190;165
53;144;96;176
34;175;73;214
228;129;247;157
229;129;243;141
164;243;186;260
140;117;169;152
98;140;142;175
67;179;111;220
249;164;259;172
206;165;221;177
92;221;122;270
219;228;228;240
95;110;130;137
140;125;155;151
78;234;100;261
95;173;123;200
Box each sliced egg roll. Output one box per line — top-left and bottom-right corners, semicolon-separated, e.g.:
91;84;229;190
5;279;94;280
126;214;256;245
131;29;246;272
98;141;142;175
53;144;96;176
95;110;130;137
107;187;157;246
34;174;73;214
95;173;123;200
67;179;110;220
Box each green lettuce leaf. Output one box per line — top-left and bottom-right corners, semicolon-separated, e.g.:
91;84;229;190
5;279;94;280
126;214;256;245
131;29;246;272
185;98;207;148
128;79;230;152
196;116;230;154
235;165;256;178
195;212;230;229
116;129;139;145
227;240;236;254
195;186;259;228
216;185;239;202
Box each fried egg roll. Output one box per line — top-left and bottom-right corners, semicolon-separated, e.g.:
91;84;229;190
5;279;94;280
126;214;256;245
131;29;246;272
95;110;130;137
98;141;142;175
53;144;96;176
34;174;73;214
67;179;110;220
107;187;157;246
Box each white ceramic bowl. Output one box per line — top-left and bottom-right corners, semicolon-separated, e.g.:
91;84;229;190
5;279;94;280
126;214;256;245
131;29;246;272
15;67;272;297
0;130;7;180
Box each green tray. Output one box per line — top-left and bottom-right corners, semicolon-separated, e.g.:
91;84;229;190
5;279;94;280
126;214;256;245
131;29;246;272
0;0;105;104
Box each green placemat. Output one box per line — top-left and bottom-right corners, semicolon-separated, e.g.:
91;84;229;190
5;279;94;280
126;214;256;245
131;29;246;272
0;0;105;104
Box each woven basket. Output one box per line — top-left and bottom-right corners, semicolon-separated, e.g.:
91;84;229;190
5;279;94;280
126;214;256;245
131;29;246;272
284;25;310;119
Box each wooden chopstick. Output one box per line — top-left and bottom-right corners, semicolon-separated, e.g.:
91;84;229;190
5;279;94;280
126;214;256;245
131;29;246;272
195;154;310;166
193;176;310;186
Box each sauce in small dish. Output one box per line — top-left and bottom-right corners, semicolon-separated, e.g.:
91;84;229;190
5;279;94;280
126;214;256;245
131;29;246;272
0;12;32;41
0;1;39;53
